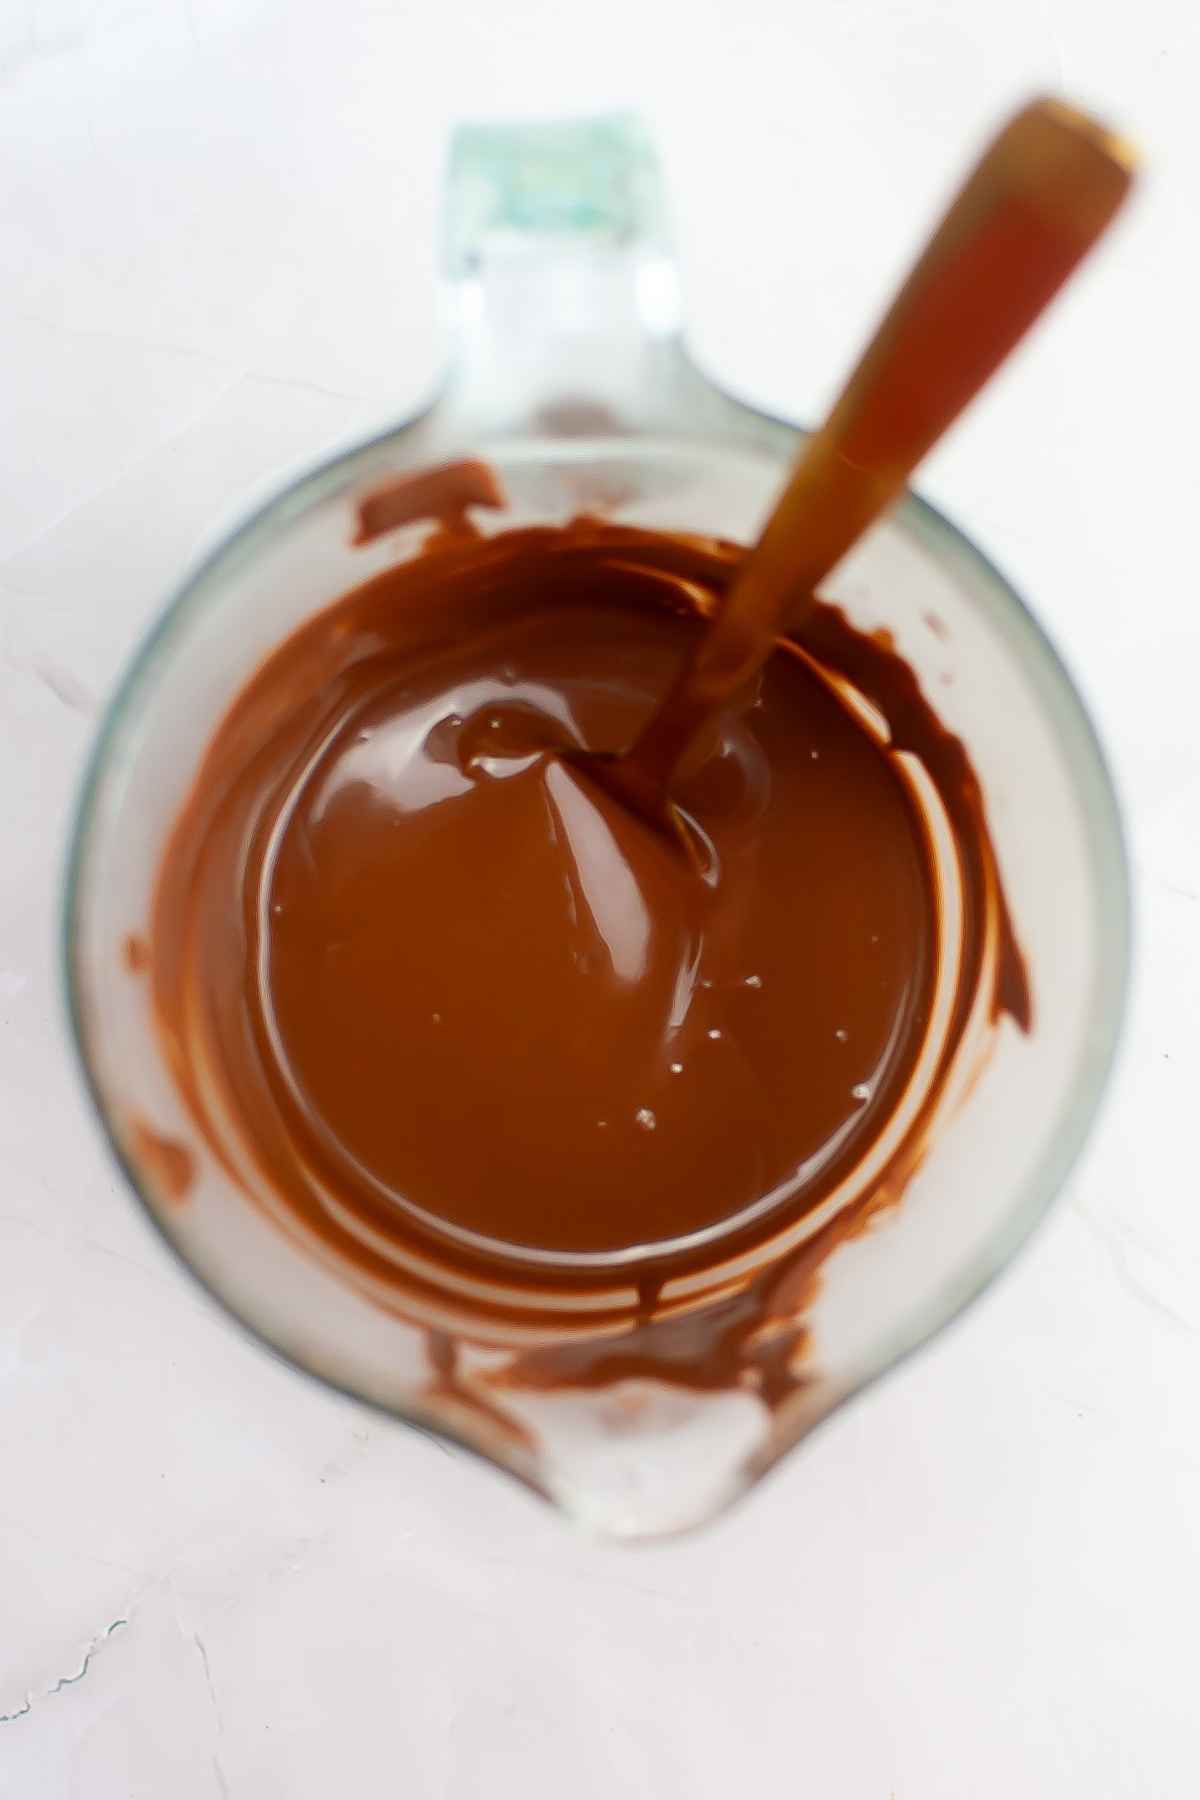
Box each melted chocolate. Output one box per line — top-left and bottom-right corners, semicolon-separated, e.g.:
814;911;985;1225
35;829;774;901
138;500;1027;1416
121;932;150;974
129;1119;194;1203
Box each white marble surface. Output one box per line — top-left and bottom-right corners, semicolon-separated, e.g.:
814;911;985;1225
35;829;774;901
2;2;1198;1794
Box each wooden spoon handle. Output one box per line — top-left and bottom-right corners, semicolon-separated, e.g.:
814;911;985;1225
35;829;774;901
626;97;1136;793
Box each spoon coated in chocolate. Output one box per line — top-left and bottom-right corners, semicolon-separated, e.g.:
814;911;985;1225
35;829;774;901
589;97;1135;833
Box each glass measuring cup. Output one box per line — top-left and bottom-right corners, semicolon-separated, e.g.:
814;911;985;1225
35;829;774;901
64;114;1129;1539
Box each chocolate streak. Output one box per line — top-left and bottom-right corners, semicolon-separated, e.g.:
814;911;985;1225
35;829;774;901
139;492;1028;1430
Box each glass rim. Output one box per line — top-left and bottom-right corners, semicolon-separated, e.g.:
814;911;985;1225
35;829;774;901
60;414;1132;1510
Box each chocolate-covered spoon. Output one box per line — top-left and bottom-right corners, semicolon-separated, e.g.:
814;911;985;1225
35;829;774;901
583;96;1135;831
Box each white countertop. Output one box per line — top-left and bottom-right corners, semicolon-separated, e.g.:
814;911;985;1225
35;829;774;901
2;2;1198;1794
